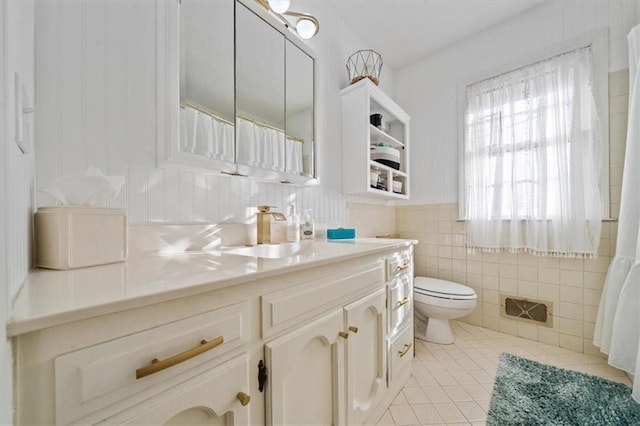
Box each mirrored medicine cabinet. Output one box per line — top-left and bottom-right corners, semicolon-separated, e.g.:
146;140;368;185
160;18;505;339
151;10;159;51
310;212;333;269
158;0;317;184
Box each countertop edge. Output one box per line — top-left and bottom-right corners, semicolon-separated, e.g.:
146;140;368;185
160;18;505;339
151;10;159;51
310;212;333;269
8;239;416;337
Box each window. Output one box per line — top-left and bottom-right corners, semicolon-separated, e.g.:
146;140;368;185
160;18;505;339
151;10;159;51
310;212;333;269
461;45;605;257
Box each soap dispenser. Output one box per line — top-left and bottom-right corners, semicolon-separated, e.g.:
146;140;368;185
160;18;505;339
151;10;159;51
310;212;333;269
300;209;315;240
286;204;300;243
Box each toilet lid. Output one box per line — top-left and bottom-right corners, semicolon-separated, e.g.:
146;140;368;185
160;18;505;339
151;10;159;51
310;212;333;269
414;277;477;300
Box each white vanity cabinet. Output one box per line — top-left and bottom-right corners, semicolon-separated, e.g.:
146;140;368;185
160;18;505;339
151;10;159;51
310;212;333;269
12;242;415;425
262;258;387;425
265;288;387;426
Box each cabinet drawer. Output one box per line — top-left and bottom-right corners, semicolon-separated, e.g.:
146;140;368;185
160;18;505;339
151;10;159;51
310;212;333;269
55;301;250;425
388;272;413;334
386;250;412;281
262;262;383;338
388;324;413;383
104;353;251;425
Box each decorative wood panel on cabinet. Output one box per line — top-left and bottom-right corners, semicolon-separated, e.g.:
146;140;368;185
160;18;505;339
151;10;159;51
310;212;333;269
341;79;410;199
344;289;387;425
104;353;251;425
265;308;346;426
265;288;388;426
54;301;249;425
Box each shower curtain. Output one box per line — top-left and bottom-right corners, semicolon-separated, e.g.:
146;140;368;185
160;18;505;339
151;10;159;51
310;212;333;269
594;23;640;402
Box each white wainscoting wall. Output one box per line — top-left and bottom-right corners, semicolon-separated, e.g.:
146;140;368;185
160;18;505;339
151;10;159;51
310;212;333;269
2;1;35;423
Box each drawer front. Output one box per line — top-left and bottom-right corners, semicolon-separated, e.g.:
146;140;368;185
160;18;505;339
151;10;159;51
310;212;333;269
389;323;413;383
386;250;412;281
55;301;250;425
388;272;413;334
104;353;251;425
262;262;384;338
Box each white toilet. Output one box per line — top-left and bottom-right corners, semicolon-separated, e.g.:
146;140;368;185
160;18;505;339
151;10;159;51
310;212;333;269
414;276;478;344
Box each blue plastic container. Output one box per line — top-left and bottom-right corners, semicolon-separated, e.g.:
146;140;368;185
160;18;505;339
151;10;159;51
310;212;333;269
327;228;356;240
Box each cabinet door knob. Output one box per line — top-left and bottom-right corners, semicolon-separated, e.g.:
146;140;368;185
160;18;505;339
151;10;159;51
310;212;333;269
348;326;359;333
237;392;251;406
339;331;349;339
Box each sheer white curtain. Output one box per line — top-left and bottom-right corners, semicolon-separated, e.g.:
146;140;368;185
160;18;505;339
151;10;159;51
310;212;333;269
594;24;640;402
180;105;234;162
236;117;285;171
286;138;304;175
464;47;603;257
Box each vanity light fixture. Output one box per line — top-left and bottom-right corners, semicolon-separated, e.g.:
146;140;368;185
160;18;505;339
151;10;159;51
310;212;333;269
267;0;290;13
255;0;319;39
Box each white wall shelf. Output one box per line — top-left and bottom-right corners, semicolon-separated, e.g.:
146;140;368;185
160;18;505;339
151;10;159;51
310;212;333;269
341;79;410;200
370;125;404;148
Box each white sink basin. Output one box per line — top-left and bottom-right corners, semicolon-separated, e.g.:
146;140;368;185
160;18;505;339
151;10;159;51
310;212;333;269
220;242;310;259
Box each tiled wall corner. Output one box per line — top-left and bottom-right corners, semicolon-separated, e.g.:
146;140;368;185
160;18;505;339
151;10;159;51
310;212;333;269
397;70;629;356
397;204;613;357
345;202;396;237
608;69;629;219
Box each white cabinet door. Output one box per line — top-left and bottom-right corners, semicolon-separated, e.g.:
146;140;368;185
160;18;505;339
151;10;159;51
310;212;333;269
265;309;346;426
103;354;251;425
344;289;387;425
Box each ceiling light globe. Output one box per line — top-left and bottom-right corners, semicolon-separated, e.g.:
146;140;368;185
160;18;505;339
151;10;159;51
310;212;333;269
268;0;290;14
296;18;317;39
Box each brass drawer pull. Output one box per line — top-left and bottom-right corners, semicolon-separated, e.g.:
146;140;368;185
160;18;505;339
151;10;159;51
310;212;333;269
348;326;359;333
339;331;349;339
396;297;410;307
136;336;224;379
237;392;251;406
396;263;411;271
398;343;412;357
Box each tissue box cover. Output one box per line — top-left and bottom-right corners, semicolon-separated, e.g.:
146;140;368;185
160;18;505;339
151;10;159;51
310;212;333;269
35;207;127;270
327;228;356;239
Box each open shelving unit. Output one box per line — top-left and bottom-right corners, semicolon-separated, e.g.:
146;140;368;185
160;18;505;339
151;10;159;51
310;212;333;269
341;79;410;200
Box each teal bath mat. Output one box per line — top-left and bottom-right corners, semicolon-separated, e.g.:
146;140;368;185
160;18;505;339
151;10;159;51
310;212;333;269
487;353;640;425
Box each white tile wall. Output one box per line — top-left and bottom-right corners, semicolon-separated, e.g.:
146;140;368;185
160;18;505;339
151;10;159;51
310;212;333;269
34;1;396;228
345;202;396;238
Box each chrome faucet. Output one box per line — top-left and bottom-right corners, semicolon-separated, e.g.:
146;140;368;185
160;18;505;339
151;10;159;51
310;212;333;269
256;205;287;244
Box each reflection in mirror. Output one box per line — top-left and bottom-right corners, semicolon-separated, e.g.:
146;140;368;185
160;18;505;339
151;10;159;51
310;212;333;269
179;0;234;163
286;40;315;177
236;2;286;173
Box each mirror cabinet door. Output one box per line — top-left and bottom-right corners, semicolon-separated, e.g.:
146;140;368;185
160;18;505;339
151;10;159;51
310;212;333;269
179;0;235;171
285;40;315;178
169;0;316;182
235;2;286;177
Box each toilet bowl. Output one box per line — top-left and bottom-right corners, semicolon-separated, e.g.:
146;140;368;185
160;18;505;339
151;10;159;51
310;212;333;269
414;276;477;344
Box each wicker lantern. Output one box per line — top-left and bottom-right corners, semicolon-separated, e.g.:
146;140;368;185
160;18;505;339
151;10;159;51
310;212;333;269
346;50;383;86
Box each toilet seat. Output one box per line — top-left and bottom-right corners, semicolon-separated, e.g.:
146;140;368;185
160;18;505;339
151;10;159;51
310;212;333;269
413;276;478;344
414;277;476;300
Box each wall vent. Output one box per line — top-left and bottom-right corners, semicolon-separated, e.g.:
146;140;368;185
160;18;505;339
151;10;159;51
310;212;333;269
500;294;553;327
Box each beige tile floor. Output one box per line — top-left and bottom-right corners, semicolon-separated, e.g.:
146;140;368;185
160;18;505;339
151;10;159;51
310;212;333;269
376;321;631;426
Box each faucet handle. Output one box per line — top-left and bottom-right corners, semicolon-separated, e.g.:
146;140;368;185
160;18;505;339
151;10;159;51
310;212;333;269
257;205;279;213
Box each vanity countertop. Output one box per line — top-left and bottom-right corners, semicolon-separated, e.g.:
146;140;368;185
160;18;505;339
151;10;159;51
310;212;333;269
8;238;415;337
